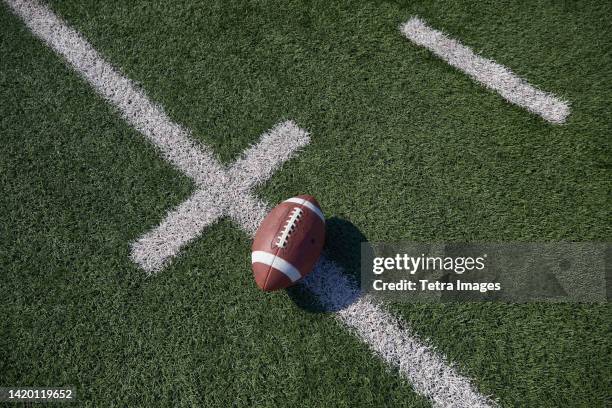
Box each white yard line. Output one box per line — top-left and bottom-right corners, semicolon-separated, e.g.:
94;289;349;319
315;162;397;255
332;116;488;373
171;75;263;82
130;189;225;272
305;258;496;407
401;17;570;124
341;297;492;407
4;0;225;185
5;1;498;406
130;121;308;272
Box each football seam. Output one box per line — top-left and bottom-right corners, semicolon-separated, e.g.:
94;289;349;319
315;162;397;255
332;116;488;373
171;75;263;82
268;198;307;288
275;206;303;249
284;197;325;223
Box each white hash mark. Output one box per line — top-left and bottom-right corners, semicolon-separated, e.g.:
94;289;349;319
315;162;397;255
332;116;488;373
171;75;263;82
401;17;570;124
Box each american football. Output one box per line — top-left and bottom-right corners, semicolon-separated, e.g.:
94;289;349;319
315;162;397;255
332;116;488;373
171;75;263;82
252;195;325;291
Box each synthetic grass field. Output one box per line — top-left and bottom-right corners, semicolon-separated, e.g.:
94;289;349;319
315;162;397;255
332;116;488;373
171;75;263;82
1;0;610;406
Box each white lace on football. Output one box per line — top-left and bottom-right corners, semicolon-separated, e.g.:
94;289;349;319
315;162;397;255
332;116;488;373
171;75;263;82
275;207;303;248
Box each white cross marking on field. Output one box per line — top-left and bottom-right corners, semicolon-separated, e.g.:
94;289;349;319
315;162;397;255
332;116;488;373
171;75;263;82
131;120;310;272
6;1;498;406
0;0;308;272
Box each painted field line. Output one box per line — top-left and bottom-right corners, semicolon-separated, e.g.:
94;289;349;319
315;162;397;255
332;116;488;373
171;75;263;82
3;0;225;186
228;121;312;191
5;1;497;406
130;189;225;272
401;17;570;124
2;0;308;271
304;258;496;408
131;121;310;272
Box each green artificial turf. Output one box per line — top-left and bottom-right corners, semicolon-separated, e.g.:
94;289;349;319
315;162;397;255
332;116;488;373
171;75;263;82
2;0;611;406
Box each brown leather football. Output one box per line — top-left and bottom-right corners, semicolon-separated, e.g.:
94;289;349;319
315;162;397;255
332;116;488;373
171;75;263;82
251;195;326;291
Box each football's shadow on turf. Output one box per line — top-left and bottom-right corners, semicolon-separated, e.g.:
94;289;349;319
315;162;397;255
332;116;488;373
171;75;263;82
286;216;367;313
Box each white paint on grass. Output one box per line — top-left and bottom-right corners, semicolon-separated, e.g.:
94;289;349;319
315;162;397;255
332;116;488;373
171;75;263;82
5;0;310;271
228;121;311;192
130;121;310;272
130;189;225;272
341;295;495;408
304;258;496;408
5;1;497;406
401;17;570;124
4;0;225;185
